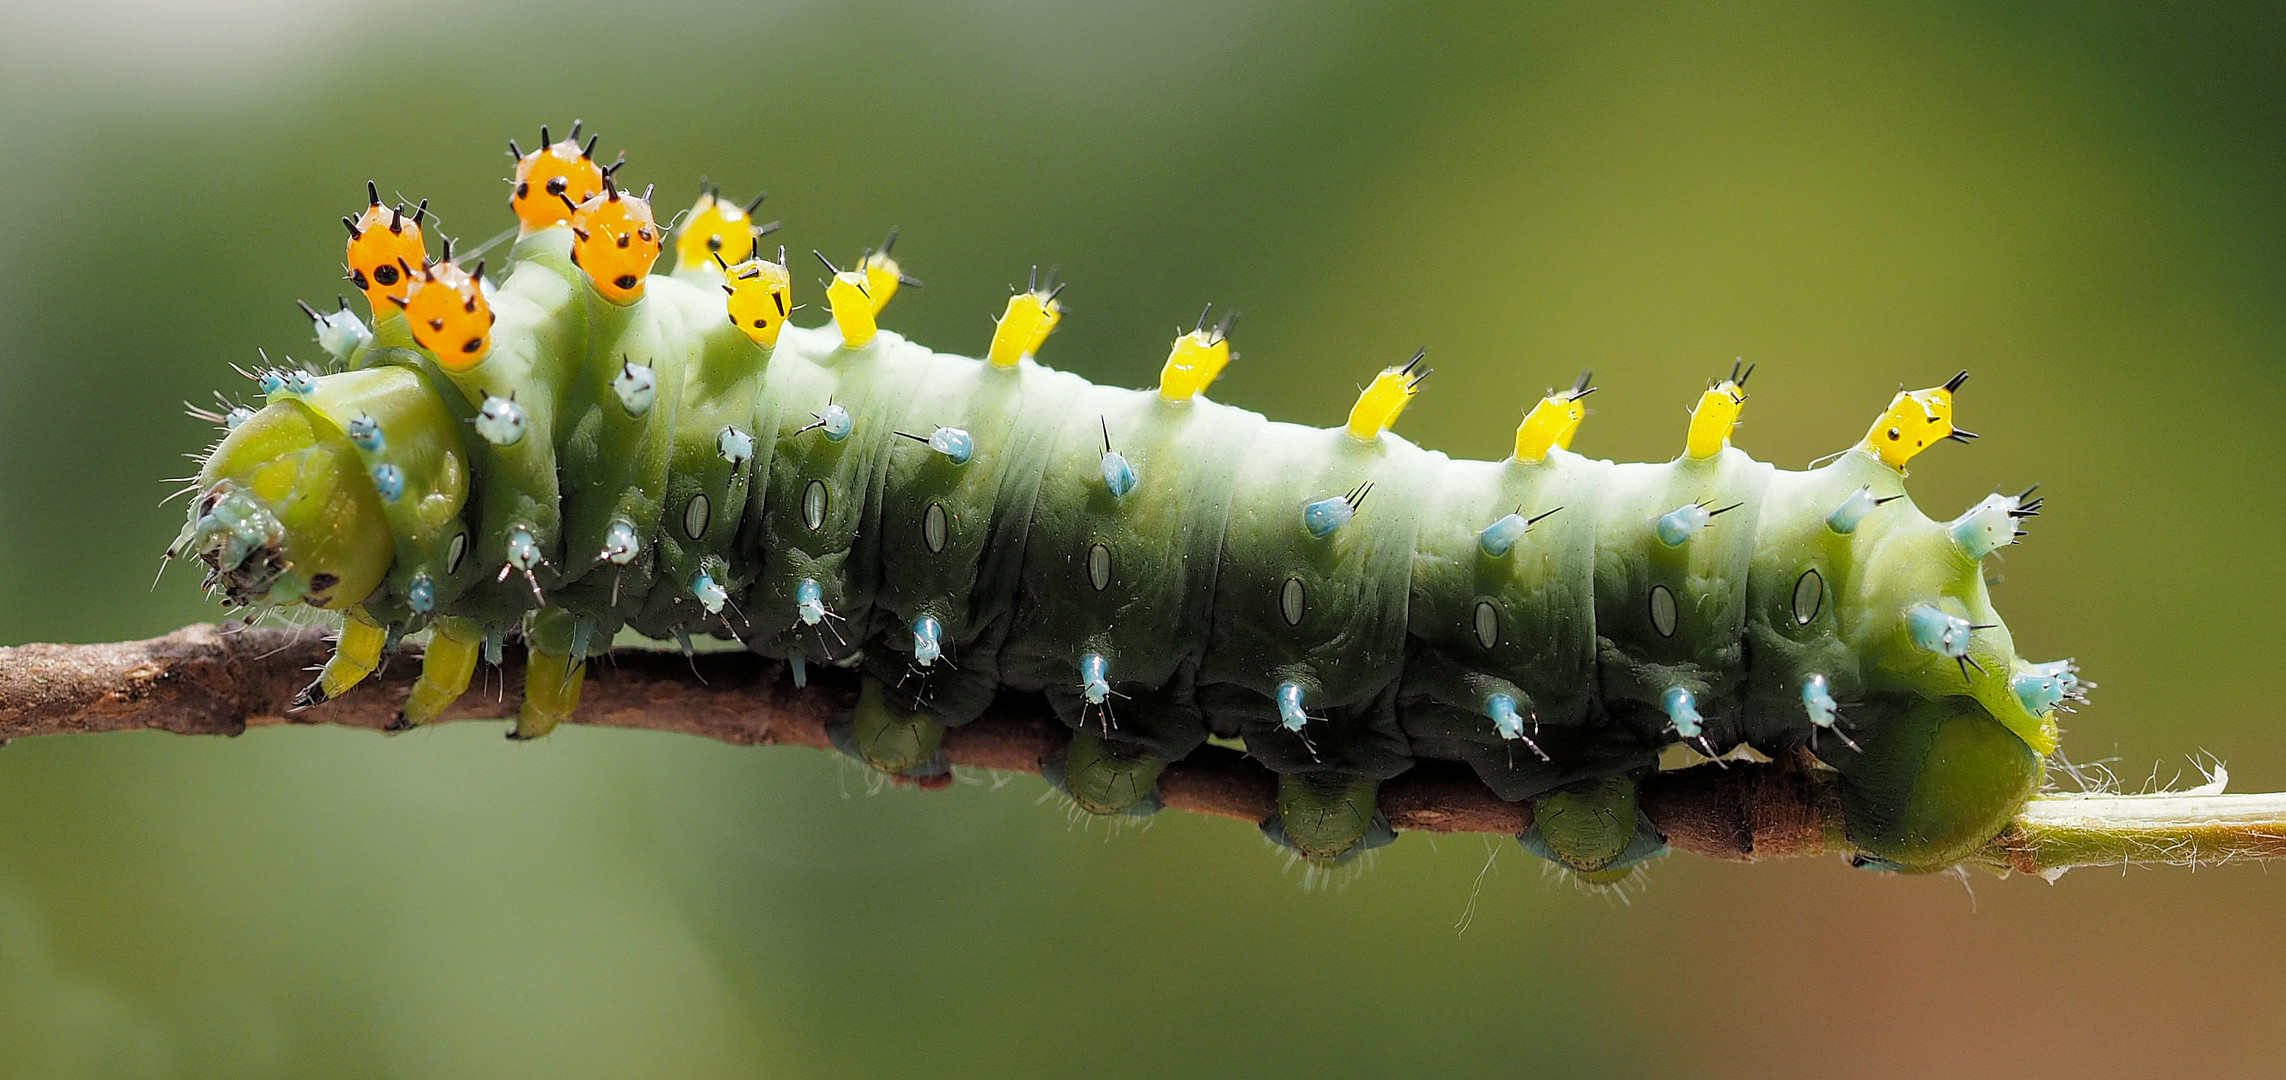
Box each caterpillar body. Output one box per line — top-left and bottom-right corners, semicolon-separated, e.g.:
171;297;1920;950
173;125;2084;879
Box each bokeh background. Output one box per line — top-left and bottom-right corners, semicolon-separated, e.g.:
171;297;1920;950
3;2;2283;1076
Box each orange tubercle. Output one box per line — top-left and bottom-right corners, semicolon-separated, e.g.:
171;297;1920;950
509;123;608;233
344;182;427;315
397;258;494;370
569;181;664;305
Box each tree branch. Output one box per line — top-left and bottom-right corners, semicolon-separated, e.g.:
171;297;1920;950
2;625;2278;875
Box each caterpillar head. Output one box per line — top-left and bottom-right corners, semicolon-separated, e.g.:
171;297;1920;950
169;400;393;611
674;184;768;272
396;256;493;370
509;123;607;232
569;180;663;304
721;248;793;347
343;182;427;314
1863;370;1973;469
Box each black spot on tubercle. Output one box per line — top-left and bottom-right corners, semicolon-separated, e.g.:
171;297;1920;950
614;274;637;289
374;264;399;286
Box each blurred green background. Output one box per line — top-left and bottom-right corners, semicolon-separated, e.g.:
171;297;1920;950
3;1;2284;1076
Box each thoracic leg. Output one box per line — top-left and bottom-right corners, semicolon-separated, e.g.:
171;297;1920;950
395;616;484;729
299;607;388;706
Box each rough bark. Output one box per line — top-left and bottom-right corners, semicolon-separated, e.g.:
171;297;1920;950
4;625;2278;874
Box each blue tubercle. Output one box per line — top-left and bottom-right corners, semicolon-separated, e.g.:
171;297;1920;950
912;615;943;666
505;527;542;571
311;303;371;361
223;406;254;429
1905;604;1974;661
1486;693;1550;761
2013;659;2083;715
1100;451;1137;497
1655;502;1713;547
1949;489;2040;560
600;521;640;565
1080;651;1110;704
371;464;404;502
1275;681;1310;732
1486;692;1526;740
1478;513;1529;556
475;395;528;447
345;414;384;453
928;426;974;464
407;572;436;614
817;403;853;441
1802;673;1839;729
795;578;826;625
716;425;755;467
1661;685;1703;739
1825;486;1891;534
612;360;658;416
1301;496;1355;537
691;572;727;614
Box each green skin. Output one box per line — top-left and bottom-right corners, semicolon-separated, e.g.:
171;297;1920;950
181;221;2062;872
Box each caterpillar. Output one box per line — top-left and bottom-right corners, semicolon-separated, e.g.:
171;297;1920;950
170;123;2086;881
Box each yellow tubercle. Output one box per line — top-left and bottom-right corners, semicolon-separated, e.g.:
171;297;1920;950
816;251;878;348
987;274;1064;369
860;230;915;315
508;122;607;233
722;249;793;347
673;185;765;272
568;180;664;305
1861;371;1972;469
1028;292;1063;356
396;256;493;370
1512;371;1594;463
1344;350;1430;441
344;182;427;316
1157;307;1235;402
1685;363;1752;459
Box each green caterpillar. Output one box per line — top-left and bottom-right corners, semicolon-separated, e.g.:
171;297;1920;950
171;124;2084;880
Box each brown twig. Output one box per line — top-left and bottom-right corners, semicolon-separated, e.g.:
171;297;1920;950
3;625;2279;875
